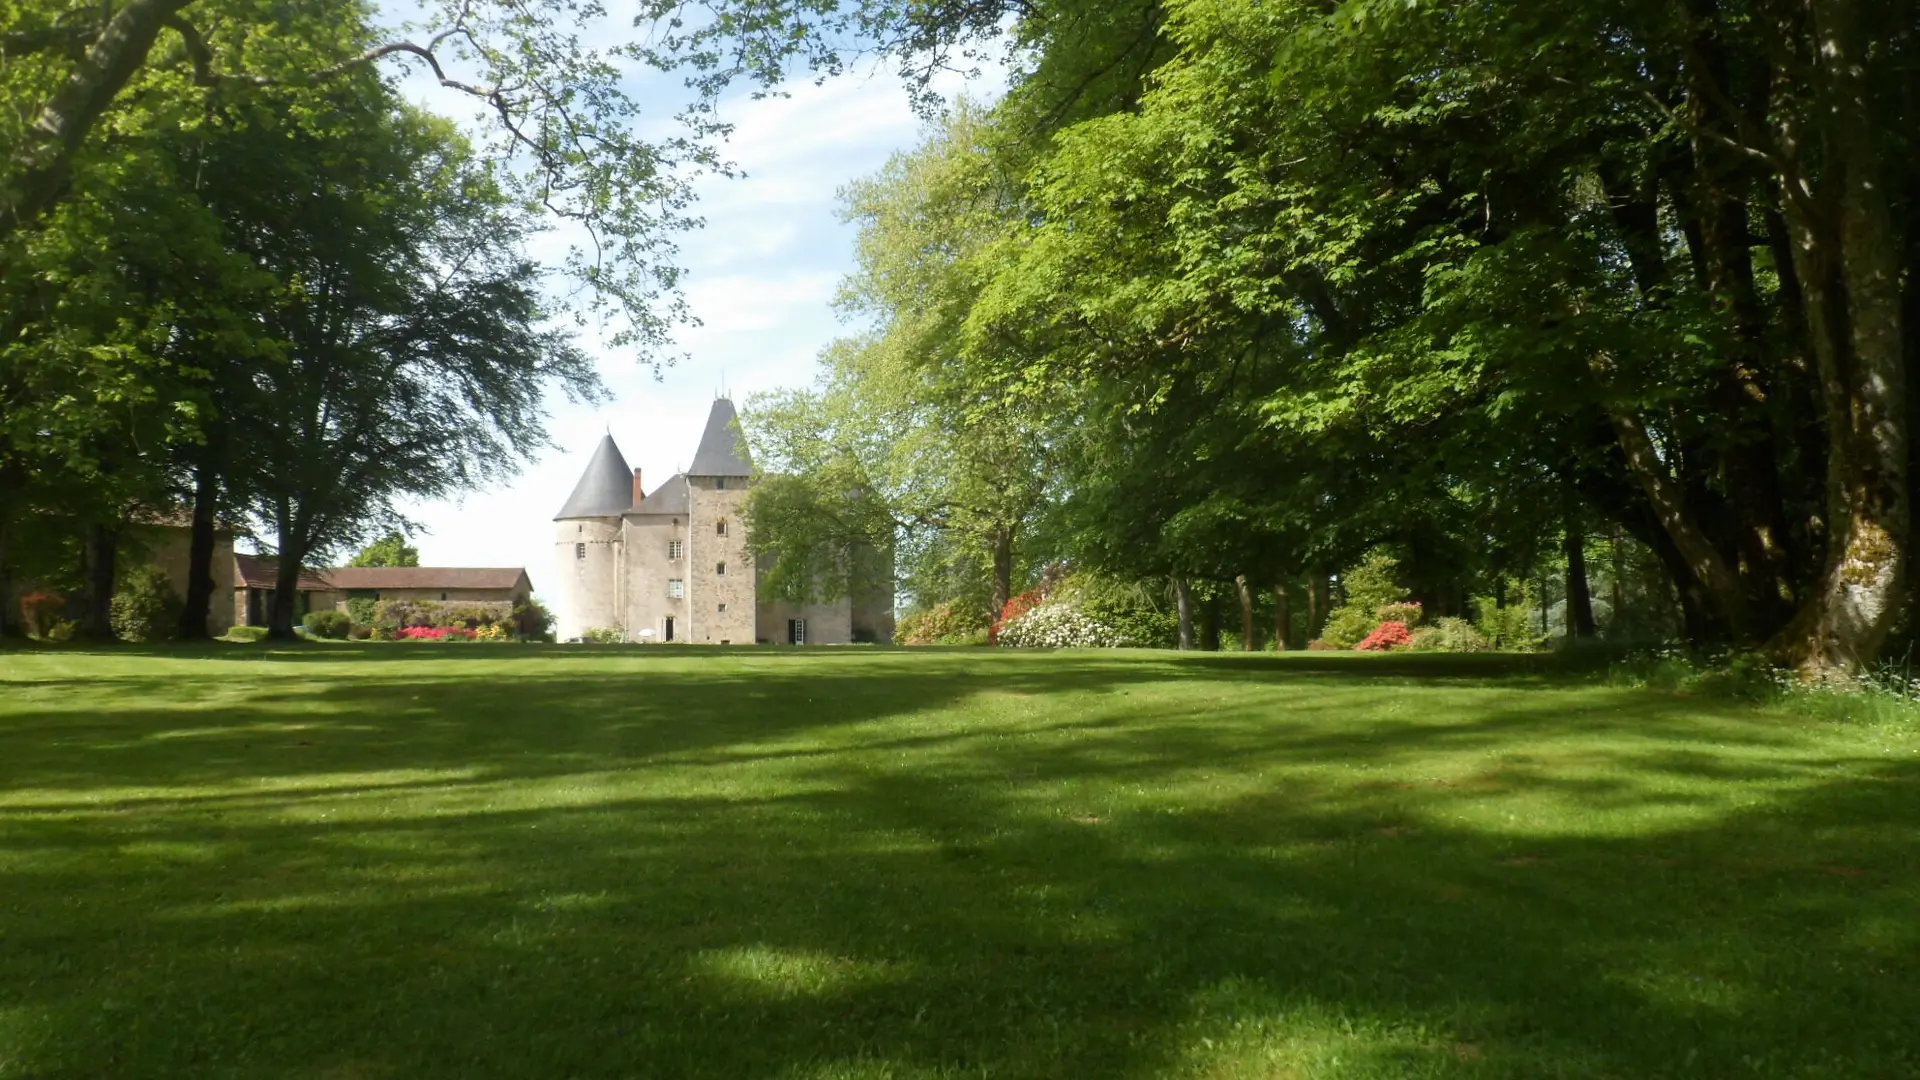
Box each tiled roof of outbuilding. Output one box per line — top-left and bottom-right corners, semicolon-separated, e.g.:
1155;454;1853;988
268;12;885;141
319;567;531;591
232;554;333;590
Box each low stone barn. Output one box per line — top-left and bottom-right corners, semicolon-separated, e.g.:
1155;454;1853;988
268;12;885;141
230;560;533;627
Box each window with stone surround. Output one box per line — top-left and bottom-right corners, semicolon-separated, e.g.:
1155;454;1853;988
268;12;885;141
667;579;684;599
575;543;585;561
716;519;727;536
716;562;725;576
668;539;682;560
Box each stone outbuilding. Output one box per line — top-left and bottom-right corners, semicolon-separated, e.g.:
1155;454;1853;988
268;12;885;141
551;397;893;644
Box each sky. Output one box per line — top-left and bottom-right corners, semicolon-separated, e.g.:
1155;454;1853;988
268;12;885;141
379;38;1002;595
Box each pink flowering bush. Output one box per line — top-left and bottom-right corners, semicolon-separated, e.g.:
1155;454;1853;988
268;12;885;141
397;626;476;641
1355;621;1413;651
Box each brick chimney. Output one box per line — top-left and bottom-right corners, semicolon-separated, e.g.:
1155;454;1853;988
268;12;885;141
631;468;644;507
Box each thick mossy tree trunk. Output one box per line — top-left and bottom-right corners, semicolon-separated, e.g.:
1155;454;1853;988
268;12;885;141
1769;0;1909;676
1173;575;1195;650
1272;582;1291;651
1199;590;1221;652
176;452;222;640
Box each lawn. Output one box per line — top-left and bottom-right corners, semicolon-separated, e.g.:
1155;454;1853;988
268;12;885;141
0;646;1915;1079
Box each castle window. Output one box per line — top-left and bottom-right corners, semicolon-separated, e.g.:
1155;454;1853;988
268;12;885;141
667;579;684;599
668;539;682;560
716;519;727;537
716;562;725;576
575;543;586;561
716;477;727;490
718;603;728;614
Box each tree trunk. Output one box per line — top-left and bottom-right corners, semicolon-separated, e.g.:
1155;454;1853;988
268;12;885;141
1273;582;1291;651
1308;573;1330;642
1173;575;1195;650
82;523;118;639
1610;525;1626;634
269;547;304;640
1199;589;1221;652
989;525;1014;620
1235;575;1256;651
1608;407;1750;637
2;0;195;240
176;454;221;639
0;520;18;638
1770;0;1909;675
1564;519;1597;638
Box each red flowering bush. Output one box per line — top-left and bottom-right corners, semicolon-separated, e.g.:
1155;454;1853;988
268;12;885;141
19;591;65;637
1355;621;1413;651
397;626;476;641
989;586;1049;644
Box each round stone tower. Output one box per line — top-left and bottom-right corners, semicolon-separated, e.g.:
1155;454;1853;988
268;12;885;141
553;434;635;640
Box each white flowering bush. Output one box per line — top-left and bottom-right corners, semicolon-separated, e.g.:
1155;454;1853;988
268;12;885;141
996;603;1133;649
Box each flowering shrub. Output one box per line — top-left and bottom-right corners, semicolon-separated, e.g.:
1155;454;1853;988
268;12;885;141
1355;621;1413;651
1376;601;1424;627
1406;616;1490;653
989;586;1050;644
996;603;1132;649
374;598;514;631
19;591;65;638
1319;553;1409;648
473;623;510;641
581;626;625;644
896;601;992;645
397;626;476;641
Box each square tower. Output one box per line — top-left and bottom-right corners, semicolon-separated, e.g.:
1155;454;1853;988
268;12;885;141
684;398;756;644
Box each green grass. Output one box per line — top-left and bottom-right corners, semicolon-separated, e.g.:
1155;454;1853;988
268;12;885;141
0;645;1915;1079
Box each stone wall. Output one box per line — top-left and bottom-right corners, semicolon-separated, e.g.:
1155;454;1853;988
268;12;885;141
620;515;690;641
127;524;235;636
554;517;623;640
686;477;756;644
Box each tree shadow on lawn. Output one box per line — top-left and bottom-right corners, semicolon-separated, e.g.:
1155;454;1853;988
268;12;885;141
0;652;1803;801
3;653;1912;1076
1;742;1914;1078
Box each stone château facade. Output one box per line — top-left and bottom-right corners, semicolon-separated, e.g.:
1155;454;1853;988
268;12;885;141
552;398;892;645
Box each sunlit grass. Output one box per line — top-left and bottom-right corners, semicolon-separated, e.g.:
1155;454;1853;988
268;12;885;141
0;644;1915;1078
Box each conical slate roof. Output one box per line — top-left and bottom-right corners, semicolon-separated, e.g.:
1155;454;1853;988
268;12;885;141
554;434;634;519
689;398;753;477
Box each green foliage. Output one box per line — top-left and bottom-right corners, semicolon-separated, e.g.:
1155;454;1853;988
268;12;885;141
513;599;556;642
109;565;181;643
346;534;419;568
219;625;269;643
1318;555;1408;649
581;627;625;644
1407;617;1491;654
1474;583;1543;651
346;597;378;628
302;610;351;640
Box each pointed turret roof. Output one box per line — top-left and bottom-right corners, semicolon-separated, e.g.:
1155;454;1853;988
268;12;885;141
689;398;752;477
554;434;634;519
